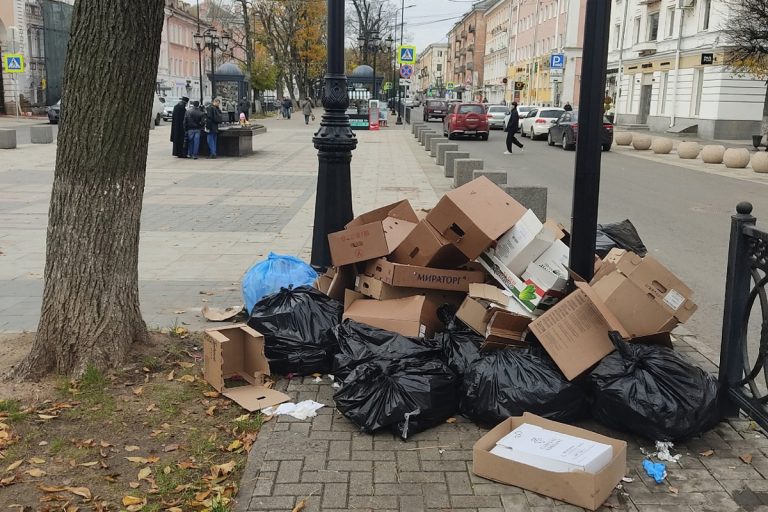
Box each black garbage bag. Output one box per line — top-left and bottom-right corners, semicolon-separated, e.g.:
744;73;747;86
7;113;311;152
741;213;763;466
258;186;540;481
597;219;648;257
334;357;459;439
330;320;442;380
247;286;343;375
437;329;482;378
595;229;619;257
460;348;587;426
588;332;721;441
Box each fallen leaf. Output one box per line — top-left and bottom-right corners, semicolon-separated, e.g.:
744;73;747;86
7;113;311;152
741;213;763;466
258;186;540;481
38;484;67;492
138;467;152;481
163;466;172;475
129;482;140;489
227;439;243;452
100;440;113;448
177;362;195;369
195;489;212;501
700;449;714;457
132;387;143;396
0;475;15;486
203;391;220;398
125;457;150;464
146;403;158;412
741;453;754;465
292;498;307;512
25;468;46;477
206;406;217;416
669;486;679;495
174;310;186;314
168;508;183;512
211;460;236;477
66;506;80;512
78;462;98;467
123;496;145;505
6;459;23;472
125;445;140;452
166;370;175;381
37;414;57;420
177;461;199;470
29;457;45;464
164;444;179;452
177;375;195;383
233;414;250;423
66;487;93;500
445;417;457;424
104;474;119;482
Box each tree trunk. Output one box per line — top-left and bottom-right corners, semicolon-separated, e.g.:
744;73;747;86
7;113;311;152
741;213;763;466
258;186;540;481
13;0;165;380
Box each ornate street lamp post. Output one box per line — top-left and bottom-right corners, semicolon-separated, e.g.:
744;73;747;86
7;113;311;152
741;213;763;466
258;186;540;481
311;0;357;268
194;28;230;101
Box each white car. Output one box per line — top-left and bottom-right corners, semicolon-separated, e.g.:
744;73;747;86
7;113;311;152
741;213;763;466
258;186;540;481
486;105;508;130
502;105;534;131
520;107;565;140
152;95;166;125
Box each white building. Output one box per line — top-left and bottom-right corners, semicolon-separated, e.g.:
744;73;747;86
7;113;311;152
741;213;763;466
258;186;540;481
416;43;449;98
607;0;763;139
482;0;510;104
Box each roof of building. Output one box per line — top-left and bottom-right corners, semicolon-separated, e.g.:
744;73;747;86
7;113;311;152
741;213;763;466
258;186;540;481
350;65;374;78
215;62;244;77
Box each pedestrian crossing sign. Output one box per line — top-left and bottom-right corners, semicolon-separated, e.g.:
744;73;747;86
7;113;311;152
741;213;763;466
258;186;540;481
397;45;416;65
3;54;24;73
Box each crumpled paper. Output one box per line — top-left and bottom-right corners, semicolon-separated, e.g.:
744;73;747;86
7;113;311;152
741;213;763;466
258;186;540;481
262;400;325;420
654;441;682;463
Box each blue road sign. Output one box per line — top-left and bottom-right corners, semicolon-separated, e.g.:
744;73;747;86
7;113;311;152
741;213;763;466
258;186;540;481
4;54;24;73
550;53;565;69
397;45;417;64
400;64;414;79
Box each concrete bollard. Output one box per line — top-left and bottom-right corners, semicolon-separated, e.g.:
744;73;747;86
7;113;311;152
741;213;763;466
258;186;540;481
424;133;444;152
429;137;449;157
443;151;470;178
29;125;53;144
411;121;425;135
677;141;701;159
651;138;673;154
752;151;768;173
723;148;751;169
473;170;507;186
418;129;431;145
701;145;725;164
504;186;547;221
454;159;484;187
615;132;633;146
632;133;652;150
436;143;459;165
0;129;17;149
415;125;430;140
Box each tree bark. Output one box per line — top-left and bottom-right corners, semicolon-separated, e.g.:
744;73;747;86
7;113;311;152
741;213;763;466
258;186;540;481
13;0;165;380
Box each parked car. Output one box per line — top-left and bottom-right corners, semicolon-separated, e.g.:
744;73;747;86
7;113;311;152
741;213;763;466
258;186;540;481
443;103;489;140
520;107;565;140
153;95;165;125
423;99;449;122
47;100;60;124
486;105;508;130
547;110;614;151
503;105;534;131
162;97;181;121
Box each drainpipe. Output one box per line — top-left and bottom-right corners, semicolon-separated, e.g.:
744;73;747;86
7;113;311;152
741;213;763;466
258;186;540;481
614;0;630;126
531;0;540;104
512;0;521;101
669;5;685;128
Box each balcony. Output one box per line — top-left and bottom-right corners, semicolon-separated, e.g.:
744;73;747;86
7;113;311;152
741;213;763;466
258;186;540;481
632;40;657;55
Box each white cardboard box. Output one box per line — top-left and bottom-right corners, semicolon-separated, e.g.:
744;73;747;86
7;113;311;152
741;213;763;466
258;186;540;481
493;210;557;276
534;240;570;279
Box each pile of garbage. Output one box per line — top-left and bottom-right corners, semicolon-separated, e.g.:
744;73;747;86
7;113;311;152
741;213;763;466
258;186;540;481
233;176;719;441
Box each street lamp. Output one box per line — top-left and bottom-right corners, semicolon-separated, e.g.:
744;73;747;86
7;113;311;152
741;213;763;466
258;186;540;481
194;28;230;102
311;0;357;268
395;2;416;125
359;30;389;100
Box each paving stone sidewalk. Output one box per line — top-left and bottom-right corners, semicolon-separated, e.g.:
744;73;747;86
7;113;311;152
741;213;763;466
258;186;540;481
234;337;768;512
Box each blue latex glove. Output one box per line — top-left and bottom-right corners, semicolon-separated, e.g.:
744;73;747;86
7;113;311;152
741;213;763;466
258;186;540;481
643;459;667;484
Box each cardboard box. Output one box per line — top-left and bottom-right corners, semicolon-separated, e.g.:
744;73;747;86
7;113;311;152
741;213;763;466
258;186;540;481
203;324;290;411
492;210;560;276
314;265;357;302
363;258;485;292
455;283;532;348
473;413;627;511
590;249;697;337
355;274;465;306
328;200;419;266
426;177;527;260
529;282;628;380
390;219;469;269
343;291;442;338
535;240;570;279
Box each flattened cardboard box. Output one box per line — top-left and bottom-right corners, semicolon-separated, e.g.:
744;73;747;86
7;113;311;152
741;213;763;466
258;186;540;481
364;257;485;292
426;176;527;260
390;219;468;269
204;324;290;411
328;200;419;267
343;290;442;338
473;413;627;511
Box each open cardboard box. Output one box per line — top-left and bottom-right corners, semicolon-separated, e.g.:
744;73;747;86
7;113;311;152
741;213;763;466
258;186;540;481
314;265;357;302
355;274;464;306
491;210;562;276
203;324;290;412
363;257;485;292
456;283;532;348
390;219;469;269
328;200;419;266
342;290;443;338
473;413;627;511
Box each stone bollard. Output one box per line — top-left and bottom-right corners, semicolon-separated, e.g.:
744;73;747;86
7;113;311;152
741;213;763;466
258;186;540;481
677;141;701;159
415;125;430;140
436;143;459;165
651;138;673;154
615;132;633;146
752;151;768;173
723;148;751;169
30;125;55;144
0;129;17;149
454;159;484;187
419;129;435;146
429;137;449;157
412;121;425;135
701;145;725;164
632;133;652;150
473;170;507;186
424;133;442;152
504;186;547;221
443;151;470;178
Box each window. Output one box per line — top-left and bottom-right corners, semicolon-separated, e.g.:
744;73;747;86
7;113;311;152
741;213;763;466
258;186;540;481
701;0;711;30
648;12;660;41
614;24;622;49
691;68;704;116
658;71;668;114
438;51;443;57
437;63;442;71
633;17;641;44
667;6;676;37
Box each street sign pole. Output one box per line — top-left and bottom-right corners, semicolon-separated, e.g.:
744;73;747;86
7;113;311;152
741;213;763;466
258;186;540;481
396;0;405;125
569;0;612;282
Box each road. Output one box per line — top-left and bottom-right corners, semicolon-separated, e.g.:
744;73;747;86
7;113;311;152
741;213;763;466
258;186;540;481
412;106;768;353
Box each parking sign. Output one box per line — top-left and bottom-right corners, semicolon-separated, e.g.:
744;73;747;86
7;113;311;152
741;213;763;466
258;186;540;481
550;53;565;69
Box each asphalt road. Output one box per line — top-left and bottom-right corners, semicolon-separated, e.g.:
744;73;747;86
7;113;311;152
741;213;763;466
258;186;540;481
413;107;768;354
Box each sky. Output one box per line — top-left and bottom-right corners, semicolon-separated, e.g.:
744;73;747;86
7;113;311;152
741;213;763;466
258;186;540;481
396;0;480;52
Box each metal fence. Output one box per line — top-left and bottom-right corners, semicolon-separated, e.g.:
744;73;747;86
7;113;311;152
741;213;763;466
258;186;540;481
719;202;768;430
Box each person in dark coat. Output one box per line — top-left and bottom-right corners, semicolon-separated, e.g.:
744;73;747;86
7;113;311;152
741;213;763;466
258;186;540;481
170;96;189;157
504;102;524;154
563;102;573;112
238;97;250;121
206;98;223;159
184;100;205;159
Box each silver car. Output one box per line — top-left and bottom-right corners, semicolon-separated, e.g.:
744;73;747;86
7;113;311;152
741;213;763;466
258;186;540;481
486;105;508;130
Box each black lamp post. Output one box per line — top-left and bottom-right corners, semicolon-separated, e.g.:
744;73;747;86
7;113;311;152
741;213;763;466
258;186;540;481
311;0;357;269
194;28;230;102
358;31;391;100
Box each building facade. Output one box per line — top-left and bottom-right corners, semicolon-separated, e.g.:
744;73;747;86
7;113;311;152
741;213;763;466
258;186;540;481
416;43;448;98
482;0;511;104
607;0;762;139
446;0;495;101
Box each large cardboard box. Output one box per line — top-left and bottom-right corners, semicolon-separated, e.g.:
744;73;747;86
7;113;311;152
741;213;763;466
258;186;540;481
390;219;468;269
426;177;527;260
492;210;561;276
363;258;485;292
473;413;627;511
328;200;419;266
590;249;697;337
343;291;442;338
203;325;290;411
529;282;628;380
355;274;464;306
314;265;356;302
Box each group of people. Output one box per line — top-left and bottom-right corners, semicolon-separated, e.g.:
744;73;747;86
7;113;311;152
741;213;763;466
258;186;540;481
280;97;315;125
170;96;251;159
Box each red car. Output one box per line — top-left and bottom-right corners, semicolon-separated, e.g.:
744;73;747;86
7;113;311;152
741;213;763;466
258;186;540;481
443;103;489;141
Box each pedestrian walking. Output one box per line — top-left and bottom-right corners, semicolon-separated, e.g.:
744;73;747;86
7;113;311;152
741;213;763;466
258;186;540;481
184;100;205;160
504;102;524;155
238;97;250;121
170;96;189;158
206;98;223;159
563;102;573;112
300;97;313;125
226;99;236;124
282;98;292;120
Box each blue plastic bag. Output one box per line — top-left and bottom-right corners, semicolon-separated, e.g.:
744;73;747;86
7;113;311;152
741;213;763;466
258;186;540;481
642;459;667;484
242;253;318;314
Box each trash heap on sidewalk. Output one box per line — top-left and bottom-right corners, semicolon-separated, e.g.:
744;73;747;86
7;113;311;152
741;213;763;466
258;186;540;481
204;176;721;510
